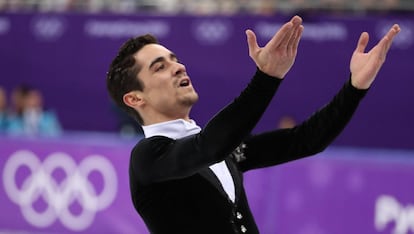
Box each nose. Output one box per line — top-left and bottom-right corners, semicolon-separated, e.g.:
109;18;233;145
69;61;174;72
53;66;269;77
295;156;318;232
173;62;186;76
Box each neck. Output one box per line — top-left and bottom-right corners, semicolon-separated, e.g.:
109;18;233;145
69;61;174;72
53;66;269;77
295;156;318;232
144;116;191;126
141;108;192;126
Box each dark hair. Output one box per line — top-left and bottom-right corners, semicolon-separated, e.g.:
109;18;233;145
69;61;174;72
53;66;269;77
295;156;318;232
106;34;158;125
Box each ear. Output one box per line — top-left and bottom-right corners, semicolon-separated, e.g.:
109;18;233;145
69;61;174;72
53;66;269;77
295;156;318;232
123;91;145;109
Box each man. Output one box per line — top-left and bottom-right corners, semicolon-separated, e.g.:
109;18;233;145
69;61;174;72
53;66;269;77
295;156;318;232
106;16;400;234
0;87;8;132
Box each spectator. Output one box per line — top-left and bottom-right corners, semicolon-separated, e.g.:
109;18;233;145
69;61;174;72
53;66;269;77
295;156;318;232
0;0;410;14
37;0;71;12
7;85;62;137
10;85;25;117
0;86;8;133
277;115;297;129
111;102;144;137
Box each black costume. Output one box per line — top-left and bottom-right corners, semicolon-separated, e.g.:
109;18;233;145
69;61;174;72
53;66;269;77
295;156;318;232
129;69;367;234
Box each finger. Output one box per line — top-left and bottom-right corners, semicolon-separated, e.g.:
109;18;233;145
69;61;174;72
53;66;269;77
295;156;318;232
245;29;259;56
286;15;303;41
290;15;303;26
290;25;304;54
282;20;302;47
376;24;400;59
280;26;297;48
286;24;301;53
286;25;299;50
355;32;369;53
266;21;293;49
274;16;303;48
383;24;401;52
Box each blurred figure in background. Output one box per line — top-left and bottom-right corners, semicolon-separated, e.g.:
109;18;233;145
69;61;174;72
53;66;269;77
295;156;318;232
0;86;8;133
10;85;25;117
112;102;144;137
277;114;297;129
0;0;409;14
7;85;62;137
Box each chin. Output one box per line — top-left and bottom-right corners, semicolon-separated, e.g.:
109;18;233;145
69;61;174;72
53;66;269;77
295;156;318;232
182;93;199;106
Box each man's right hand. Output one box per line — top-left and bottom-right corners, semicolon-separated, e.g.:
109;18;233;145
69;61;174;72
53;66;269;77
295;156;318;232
245;15;304;79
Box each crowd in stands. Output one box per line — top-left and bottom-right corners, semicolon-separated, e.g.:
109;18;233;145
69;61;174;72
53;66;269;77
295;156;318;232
0;85;62;137
0;0;412;15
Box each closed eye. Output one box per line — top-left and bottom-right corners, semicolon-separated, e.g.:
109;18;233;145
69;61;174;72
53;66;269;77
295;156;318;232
155;63;165;72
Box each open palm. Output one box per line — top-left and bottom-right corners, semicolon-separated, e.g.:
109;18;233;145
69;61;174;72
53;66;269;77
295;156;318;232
350;24;400;89
246;15;304;79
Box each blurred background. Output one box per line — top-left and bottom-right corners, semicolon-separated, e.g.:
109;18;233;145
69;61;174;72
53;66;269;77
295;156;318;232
0;1;413;234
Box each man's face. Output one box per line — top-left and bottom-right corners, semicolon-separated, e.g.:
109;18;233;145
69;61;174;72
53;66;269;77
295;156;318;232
134;44;199;121
24;90;43;109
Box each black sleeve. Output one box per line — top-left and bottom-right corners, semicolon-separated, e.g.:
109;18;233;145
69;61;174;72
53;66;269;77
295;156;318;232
131;69;282;185
238;77;368;171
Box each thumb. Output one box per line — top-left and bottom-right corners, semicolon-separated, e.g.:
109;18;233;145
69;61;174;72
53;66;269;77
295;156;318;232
355;32;369;53
246;29;259;57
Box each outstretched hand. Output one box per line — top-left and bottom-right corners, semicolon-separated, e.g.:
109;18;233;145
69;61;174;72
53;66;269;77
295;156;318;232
246;15;304;79
350;24;401;89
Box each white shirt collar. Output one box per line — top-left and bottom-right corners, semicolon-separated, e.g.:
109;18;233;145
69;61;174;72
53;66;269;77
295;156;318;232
142;119;201;139
142;118;236;203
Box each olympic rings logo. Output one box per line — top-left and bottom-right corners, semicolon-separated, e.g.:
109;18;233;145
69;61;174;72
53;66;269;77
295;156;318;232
2;150;118;231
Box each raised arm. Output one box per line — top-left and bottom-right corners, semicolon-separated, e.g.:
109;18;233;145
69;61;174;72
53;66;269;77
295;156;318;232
199;15;305;156
237;24;401;171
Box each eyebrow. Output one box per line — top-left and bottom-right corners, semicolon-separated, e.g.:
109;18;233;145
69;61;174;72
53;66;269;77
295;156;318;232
148;53;178;70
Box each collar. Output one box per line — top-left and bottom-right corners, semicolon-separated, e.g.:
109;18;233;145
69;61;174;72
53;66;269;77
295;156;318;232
142;119;201;139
